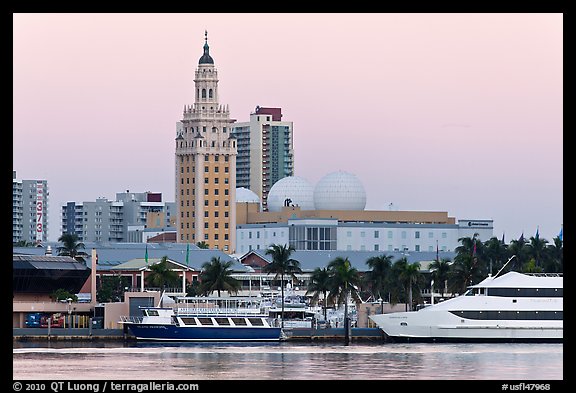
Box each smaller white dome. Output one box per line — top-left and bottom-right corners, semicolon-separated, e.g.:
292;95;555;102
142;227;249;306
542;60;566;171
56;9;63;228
267;176;315;212
235;187;261;204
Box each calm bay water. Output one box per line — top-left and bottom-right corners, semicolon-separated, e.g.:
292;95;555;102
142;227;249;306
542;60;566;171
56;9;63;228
13;341;563;381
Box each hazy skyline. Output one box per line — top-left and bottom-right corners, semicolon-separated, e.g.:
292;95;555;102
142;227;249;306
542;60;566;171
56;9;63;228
13;13;563;243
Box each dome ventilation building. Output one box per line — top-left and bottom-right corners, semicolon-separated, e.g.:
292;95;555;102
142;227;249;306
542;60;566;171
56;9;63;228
314;171;367;210
267;176;315;212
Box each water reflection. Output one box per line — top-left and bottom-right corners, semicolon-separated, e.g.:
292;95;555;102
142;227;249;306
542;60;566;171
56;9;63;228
13;342;562;380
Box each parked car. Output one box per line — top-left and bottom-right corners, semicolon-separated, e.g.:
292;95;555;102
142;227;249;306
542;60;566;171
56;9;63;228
24;312;43;327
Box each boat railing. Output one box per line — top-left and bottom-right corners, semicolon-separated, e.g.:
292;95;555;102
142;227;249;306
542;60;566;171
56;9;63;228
525;273;563;277
176;307;265;316
120;316;143;323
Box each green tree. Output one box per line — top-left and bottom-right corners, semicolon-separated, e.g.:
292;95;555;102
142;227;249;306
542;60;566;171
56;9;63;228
145;256;180;290
365;254;393;313
50;288;78;302
97;274;131;303
526;232;548;269
263;244;302;329
57;233;85;259
327;257;362;329
483;236;508;275
394;257;421;311
196;241;209;249
305;267;331;321
544;236;563;273
199;256;241;296
429;258;451;298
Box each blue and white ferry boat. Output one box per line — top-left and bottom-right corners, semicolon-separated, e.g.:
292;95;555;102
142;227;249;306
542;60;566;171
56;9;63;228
120;296;283;342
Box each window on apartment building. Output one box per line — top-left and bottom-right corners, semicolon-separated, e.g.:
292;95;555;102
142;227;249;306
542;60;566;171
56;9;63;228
374;230;379;238
215;211;219;217
204;189;209;195
415;231;420;239
374;244;379;251
204;211;208;217
204;200;208;206
204;223;209;229
205;178;209;184
224;167;229;173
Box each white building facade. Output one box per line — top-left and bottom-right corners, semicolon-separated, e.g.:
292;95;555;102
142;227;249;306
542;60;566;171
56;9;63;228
236;218;493;254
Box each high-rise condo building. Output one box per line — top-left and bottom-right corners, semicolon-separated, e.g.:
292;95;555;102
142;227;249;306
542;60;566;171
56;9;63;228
61;191;175;243
232;106;294;211
13;171;48;245
175;32;237;252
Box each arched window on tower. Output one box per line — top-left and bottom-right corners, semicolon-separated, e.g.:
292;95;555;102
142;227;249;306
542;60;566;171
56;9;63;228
202;89;206;99
209;89;213;99
197;89;199;100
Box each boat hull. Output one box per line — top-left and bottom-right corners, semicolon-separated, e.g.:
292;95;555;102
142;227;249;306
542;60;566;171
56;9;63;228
369;312;563;343
125;323;283;342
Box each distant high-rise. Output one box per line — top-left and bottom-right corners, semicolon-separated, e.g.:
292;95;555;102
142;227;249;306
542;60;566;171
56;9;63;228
12;171;48;244
175;32;237;252
61;191;175;243
232;106;294;211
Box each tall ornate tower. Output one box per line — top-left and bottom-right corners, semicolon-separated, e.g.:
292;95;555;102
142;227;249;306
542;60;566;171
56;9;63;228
175;32;237;252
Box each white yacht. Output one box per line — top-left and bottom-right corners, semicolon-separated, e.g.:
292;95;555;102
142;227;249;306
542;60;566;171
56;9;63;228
369;264;563;342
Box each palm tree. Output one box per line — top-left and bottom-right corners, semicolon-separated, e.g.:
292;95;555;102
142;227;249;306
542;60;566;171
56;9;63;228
544;236;563;273
327;257;362;331
365;254;393;313
526;233;548;269
196;241;209;249
429;258;451;298
447;254;483;295
395;257;421;311
57;233;85;259
305;267;331;321
145;256;180;290
263;244;302;329
483;236;507;275
199;256;241;296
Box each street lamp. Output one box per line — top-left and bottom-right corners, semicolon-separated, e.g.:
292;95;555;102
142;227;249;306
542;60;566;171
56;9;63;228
66;298;72;330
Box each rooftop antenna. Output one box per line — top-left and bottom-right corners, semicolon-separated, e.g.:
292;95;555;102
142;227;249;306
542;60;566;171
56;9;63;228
494;255;516;278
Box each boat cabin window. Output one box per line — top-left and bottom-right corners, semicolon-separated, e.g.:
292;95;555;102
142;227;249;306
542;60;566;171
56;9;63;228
464;289;473;296
215;318;231;326
180;317;197;325
144;310;159;316
197;317;214;326
248;318;264;326
232;318;248;326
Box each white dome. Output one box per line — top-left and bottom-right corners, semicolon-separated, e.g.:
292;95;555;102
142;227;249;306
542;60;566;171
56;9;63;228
235;187;260;204
314;171;366;210
267;176;315;212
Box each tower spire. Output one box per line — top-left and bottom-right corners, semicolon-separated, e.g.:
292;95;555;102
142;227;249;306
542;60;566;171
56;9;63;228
199;30;214;64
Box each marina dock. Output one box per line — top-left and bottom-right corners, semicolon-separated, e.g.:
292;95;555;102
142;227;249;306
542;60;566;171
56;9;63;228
13;327;385;343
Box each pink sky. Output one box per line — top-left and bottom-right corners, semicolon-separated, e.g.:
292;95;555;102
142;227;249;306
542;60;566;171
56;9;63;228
13;13;563;242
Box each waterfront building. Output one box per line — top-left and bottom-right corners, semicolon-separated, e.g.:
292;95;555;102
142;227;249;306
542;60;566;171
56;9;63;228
175;32;237;252
232;106;294;211
235;172;493;253
61;191;175;243
13;171;49;245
